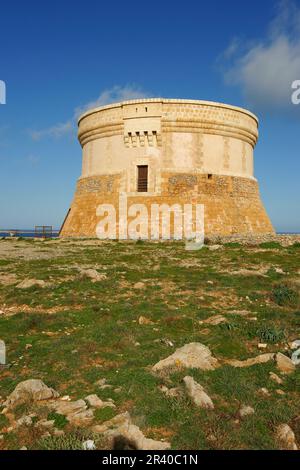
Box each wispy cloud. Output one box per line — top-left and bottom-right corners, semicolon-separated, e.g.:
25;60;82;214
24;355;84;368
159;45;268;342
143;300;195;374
29;85;151;141
220;0;300;114
29;121;73;141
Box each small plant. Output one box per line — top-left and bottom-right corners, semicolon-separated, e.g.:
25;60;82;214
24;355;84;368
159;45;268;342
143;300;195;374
38;428;97;450
271;283;298;306
38;433;83;450
94;406;116;423
259;241;282;249
47;412;68;429
256;325;285;344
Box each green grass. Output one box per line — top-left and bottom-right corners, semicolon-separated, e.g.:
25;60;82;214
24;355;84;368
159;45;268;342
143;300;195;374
0;238;299;450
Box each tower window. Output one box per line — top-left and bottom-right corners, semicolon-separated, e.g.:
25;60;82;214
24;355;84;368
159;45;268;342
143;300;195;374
137;165;148;192
207;174;213;180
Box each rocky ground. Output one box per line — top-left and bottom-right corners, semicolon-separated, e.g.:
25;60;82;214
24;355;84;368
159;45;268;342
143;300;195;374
0;236;299;450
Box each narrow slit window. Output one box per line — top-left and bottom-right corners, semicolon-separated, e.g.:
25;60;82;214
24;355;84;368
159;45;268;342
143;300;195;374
208;174;213;180
137;165;148;192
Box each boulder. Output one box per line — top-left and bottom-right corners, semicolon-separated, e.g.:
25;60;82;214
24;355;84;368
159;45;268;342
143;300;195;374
225;353;275;368
85;394;115;409
152;342;219;373
183;376;214;409
276;424;298;450
133;282;145;289
269;372;283;384
4;379;59;408
93;412;170;450
138;316;154;325
49;398;94;426
276;353;295;374
199;315;227;326
158;385;182;398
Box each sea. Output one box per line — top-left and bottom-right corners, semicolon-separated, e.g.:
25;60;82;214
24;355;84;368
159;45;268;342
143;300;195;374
0;230;59;238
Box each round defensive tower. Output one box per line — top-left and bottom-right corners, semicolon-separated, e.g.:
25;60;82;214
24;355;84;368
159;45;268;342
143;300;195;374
60;98;274;238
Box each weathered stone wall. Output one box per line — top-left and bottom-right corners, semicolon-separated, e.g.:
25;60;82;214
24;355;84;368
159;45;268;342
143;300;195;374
61;173;273;238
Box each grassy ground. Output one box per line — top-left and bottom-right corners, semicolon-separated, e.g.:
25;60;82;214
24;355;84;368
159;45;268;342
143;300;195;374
0;237;299;450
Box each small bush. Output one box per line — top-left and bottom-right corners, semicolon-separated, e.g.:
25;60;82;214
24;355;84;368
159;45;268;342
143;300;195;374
256;326;286;343
271;283;299;306
290;242;300;249
259;241;283;249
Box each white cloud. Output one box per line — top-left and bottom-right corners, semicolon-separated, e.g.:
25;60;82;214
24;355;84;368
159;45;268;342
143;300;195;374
221;0;300;113
29;121;73;141
74;85;151;118
30;85;151;141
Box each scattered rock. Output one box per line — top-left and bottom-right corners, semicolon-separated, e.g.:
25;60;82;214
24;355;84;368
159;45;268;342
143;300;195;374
93;412;170;450
35;419;55;429
239;405;255;418
25;344;32;350
229;310;251;317
258;343;267;349
82;439;96;450
138;316;154;325
152;342;219;374
79;269;107;282
85;394;115;409
276;353;295;374
291;348;300;366
208;245;222;251
276;389;285;396
231;268;268;277
4;379;59;409
49;399;94;426
290;340;300;349
183;376;214;409
158;385;181;398
16;279;46;289
0;273;18;286
269;372;283;384
258;387;270;397
61;395;71;401
95;378;112;390
199;315;227;326
276;424;298;450
16;415;33;427
133;282;145;289
275;267;286;274
225;353;275;368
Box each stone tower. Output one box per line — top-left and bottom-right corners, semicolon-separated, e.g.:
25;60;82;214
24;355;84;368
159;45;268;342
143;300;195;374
60;98;274;238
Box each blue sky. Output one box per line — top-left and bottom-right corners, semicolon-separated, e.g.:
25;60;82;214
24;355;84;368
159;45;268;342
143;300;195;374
0;0;299;232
